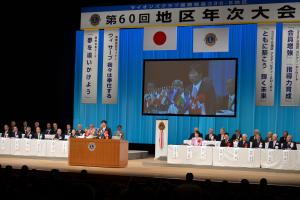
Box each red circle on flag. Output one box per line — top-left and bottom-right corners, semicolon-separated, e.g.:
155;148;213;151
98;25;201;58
153;31;167;46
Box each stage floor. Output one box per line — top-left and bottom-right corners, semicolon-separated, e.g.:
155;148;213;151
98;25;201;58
0;155;299;186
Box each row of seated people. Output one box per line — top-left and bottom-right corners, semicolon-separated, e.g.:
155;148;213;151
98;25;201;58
1;120;125;140
188;128;297;150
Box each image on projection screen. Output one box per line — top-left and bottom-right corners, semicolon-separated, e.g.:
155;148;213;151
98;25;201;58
142;59;237;117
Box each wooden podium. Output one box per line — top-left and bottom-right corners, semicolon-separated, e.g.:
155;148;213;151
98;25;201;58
68;138;128;168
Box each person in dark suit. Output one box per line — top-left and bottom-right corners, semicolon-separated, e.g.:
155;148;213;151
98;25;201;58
76;123;85;136
188;127;203;139
10;121;16;131
44;123;54;135
22;121;28;134
220;133;232;147
249;129;260;142
10;126;22;138
53;123;58;135
268;134;281;149
279;130;288;144
34;127;45;140
282;135;297;150
238;134;250;148
70;129;78;138
231;129;242;142
187;65;216;115
98;120;112;139
24;126;34;139
54;128;65;140
65;124;72;135
216;128;228;141
252;134;265;148
265;131;273;143
205;128;216;141
2;124;11;137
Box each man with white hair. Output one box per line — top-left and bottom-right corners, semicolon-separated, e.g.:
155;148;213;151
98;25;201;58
268;134;281;149
282;135;297;150
238;134;250;148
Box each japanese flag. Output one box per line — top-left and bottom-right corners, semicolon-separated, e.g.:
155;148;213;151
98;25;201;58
143;27;177;50
193;27;229;52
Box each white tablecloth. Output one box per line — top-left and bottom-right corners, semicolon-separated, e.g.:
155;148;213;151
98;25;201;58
183;140;220;146
167;145;300;170
0;138;68;158
212;147;261;168
168;145;213;166
260;149;300;170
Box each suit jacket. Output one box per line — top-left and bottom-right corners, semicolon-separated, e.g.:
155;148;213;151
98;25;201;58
216;133;228;141
99;127;112;139
1;131;11;137
282;142;297;150
54;133;65;140
268;140;281;149
230;134;242;142
24;131;34;139
279;136;287;144
238;141;250;148
189;132;203;140
65;129;72;135
249;135;256;142
252;139;265;148
76;129;85;136
44;128;54;135
221;139;232;147
9;131;22;138
188;78;217;115
34;132;45;139
205;134;217;141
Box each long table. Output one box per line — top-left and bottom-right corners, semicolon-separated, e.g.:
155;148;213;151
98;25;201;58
0;138;68;158
168;145;300;170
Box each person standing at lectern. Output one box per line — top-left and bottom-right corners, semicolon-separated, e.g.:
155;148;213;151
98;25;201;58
98;120;112;139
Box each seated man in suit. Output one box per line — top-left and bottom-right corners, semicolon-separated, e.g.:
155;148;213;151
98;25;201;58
282;135;297;150
188;127;203;139
265;131;273;143
34;127;45;139
2;124;11;137
268;134;281;149
98;120;112;139
238;134;250;148
65;124;72;136
70;129;78;138
252;134;265;148
53;123;58;135
216;128;227;141
220;133;232;147
24;126;34;139
205;128;216;141
10;126;22;138
249;129;260;142
44;123;54;135
54;128;65;140
280;130;288;144
76;123;85;136
230;129;242;142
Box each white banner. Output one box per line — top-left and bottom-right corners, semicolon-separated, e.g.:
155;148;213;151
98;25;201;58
256;24;276;106
193;27;229;52
102;29;119;104
155;120;168;159
81;3;300;29
81;30;99;104
281;23;300;106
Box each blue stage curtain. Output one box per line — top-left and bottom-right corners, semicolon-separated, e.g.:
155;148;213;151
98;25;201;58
73;23;300;144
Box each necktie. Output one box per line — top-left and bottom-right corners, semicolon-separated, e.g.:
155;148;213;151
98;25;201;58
192;86;197;98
